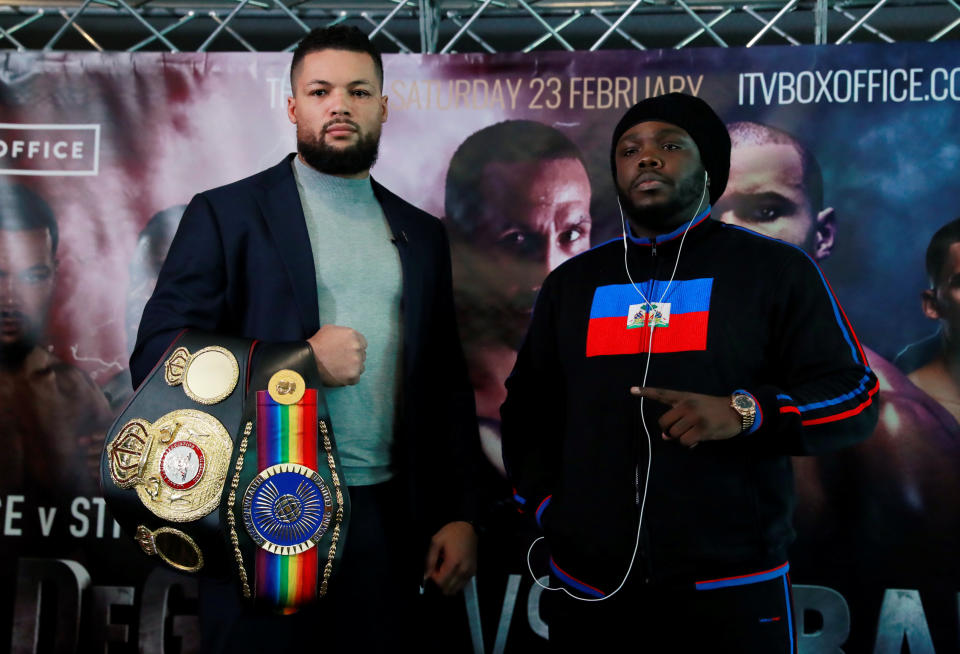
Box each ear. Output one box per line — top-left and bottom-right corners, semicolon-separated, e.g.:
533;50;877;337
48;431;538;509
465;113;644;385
922;288;941;320
812;207;836;261
380;94;389;124
286;95;297;126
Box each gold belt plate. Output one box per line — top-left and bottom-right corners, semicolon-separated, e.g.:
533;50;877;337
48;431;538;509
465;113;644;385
107;409;234;523
165;345;240;405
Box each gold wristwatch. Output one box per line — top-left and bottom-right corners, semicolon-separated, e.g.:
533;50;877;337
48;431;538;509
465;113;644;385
730;392;757;433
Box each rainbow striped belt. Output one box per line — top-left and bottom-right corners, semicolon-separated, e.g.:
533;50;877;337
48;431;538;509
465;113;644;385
241;387;339;612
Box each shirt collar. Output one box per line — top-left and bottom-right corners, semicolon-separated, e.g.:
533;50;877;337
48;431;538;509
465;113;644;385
625;206;712;246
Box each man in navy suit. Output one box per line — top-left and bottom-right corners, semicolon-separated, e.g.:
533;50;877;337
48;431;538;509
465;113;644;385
132;26;478;651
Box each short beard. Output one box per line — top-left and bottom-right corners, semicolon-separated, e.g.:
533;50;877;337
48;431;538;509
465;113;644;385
298;124;381;176
619;170;706;233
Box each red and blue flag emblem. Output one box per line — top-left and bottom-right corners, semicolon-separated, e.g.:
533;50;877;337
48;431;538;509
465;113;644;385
586;279;713;356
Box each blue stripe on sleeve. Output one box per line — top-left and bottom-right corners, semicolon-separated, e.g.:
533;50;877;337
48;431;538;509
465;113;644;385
794;373;872;413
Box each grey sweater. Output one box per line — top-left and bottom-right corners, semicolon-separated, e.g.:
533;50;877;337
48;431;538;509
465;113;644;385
293;156;402;486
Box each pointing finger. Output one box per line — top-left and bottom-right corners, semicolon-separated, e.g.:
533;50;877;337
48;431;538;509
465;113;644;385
630;386;683;406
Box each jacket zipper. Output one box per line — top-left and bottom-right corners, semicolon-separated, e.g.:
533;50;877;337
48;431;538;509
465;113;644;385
637;238;660;584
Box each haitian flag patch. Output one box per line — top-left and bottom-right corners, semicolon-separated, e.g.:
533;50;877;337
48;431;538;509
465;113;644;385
586;279;712;356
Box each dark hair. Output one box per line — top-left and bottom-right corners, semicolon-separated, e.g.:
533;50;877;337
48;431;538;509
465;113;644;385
444;120;586;236
0;180;59;255
290;25;384;90
727;121;824;211
925;218;960;286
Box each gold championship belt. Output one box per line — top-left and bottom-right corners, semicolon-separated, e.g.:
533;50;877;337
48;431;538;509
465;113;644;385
101;331;350;611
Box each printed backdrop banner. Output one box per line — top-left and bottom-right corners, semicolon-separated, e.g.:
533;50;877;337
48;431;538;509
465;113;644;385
1;42;959;652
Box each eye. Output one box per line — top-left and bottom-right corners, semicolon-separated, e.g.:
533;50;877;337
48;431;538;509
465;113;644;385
20;268;51;284
351;89;371;97
498;230;526;246
310;89;327;96
497;230;542;257
751;205;783;222
558;223;589;247
621;147;637;157
662;143;681;151
720;194;797;225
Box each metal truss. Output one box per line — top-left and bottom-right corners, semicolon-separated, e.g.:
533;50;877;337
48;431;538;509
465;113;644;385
2;0;960;53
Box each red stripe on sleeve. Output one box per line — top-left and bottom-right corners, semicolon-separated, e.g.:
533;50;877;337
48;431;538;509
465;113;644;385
800;380;879;426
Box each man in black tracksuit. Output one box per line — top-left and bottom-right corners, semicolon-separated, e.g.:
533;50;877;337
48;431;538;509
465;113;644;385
500;93;878;651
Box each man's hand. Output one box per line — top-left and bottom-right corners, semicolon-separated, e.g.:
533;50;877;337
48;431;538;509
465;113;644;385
307;325;367;386
423;521;477;596
630;386;742;448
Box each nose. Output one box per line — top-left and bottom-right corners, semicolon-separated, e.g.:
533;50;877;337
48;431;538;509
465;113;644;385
329;88;352;117
636;149;662;168
0;274;18;307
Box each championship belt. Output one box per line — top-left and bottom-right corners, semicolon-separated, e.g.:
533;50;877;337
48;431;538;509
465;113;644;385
101;331;350;611
232;342;348;611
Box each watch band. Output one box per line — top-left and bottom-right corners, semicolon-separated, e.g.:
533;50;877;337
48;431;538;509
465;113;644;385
731;392;756;433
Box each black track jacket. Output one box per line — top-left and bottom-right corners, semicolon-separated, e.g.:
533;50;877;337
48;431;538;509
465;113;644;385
501;212;878;597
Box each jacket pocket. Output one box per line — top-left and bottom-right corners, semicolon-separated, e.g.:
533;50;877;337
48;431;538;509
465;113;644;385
540;494;616;599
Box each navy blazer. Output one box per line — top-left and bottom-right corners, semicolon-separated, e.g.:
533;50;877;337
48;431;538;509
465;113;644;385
132;154;479;557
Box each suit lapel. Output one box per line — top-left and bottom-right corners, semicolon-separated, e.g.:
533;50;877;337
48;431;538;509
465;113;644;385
372;180;423;376
251;165;419;344
255;155;320;336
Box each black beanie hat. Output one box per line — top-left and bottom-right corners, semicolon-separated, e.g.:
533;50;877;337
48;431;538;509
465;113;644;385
610;92;730;204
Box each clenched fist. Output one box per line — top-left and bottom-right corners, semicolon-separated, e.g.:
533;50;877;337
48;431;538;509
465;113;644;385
307;325;367;386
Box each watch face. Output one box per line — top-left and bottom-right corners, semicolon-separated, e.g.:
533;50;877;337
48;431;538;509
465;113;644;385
734;395;755;411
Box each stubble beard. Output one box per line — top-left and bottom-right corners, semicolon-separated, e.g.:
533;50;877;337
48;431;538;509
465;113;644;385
298;123;381;176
